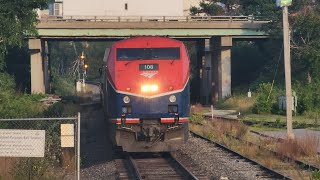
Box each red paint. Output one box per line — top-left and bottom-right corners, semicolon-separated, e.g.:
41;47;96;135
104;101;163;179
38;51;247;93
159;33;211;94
161;118;189;123
106;37;189;97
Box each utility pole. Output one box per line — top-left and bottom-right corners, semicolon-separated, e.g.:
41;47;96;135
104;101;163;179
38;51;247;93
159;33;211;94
281;2;295;140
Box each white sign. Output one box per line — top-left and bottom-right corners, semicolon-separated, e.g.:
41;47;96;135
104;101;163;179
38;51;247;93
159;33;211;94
61;124;74;147
0;130;45;157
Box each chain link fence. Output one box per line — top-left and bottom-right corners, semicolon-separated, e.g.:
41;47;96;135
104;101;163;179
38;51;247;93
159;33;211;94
0;113;80;180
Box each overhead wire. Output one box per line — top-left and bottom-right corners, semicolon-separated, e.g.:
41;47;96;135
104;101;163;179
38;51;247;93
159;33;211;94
267;43;284;102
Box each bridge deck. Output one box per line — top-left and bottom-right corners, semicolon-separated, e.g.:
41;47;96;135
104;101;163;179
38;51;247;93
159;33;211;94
36;16;269;38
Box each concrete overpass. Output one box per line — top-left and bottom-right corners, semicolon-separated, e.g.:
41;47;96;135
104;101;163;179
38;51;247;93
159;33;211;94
29;15;268;103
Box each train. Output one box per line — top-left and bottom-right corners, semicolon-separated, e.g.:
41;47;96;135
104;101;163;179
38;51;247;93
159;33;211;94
100;36;190;152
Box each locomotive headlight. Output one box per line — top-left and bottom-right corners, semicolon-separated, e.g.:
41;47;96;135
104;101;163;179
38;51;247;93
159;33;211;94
150;85;158;91
141;85;150;92
123;96;130;103
169;95;176;103
141;84;158;92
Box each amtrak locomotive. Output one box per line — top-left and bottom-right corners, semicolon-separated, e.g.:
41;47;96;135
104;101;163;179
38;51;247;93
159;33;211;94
101;36;190;152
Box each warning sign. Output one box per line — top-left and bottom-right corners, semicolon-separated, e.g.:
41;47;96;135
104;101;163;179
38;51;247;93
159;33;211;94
0;130;45;157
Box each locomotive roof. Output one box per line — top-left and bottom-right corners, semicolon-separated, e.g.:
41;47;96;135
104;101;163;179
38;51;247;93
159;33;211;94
113;36;183;47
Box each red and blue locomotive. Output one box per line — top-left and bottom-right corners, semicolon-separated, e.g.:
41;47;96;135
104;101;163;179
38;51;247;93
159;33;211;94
101;36;190;152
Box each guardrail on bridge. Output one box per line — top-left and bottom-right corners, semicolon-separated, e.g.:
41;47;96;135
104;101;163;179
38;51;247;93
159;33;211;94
39;15;270;23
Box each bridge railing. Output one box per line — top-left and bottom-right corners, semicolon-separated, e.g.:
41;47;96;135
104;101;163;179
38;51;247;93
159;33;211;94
39;15;269;23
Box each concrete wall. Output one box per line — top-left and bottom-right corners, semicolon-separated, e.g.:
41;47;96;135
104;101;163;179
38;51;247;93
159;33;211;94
63;0;183;16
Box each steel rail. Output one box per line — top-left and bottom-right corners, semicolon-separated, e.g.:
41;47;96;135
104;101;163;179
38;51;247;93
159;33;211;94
127;155;144;180
190;130;291;180
125;153;200;180
167;152;199;180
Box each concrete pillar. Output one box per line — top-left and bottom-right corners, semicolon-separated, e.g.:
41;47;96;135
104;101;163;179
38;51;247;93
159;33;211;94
42;41;50;92
203;39;212;104
193;39;204;103
211;36;232;102
29;39;45;94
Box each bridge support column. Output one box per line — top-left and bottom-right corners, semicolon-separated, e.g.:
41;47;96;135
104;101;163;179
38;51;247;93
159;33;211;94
43;41;50;93
28;39;49;94
193;39;204;103
211;36;232;103
201;39;212;104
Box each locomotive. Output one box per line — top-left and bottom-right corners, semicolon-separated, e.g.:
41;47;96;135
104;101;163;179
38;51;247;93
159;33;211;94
100;36;190;152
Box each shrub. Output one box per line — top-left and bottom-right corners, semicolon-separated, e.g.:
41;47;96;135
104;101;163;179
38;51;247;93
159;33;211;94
276;134;319;158
252;83;280;114
294;80;320;114
190;113;205;124
51;75;75;96
0;94;44;118
42;102;64;117
216;95;255;113
190;103;205;114
312;170;320;180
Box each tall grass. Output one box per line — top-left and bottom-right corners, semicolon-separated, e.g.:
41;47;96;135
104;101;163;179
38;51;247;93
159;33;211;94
216;95;256;113
276;133;319;158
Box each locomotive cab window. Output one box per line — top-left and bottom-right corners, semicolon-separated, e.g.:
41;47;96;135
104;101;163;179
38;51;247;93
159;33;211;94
117;48;180;60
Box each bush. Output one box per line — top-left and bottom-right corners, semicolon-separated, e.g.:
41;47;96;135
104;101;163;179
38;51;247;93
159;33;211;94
0;94;44;118
294;81;320;114
216;95;256;113
312;170;320;180
51;75;75;96
190;113;205;124
252;83;276;114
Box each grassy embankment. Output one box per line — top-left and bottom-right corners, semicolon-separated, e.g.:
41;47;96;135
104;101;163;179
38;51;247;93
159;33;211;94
190;104;320;179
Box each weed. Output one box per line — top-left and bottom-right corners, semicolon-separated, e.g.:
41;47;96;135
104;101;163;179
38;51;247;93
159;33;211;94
312;170;320;180
298;134;319;157
190;103;205;114
190;113;205;125
276;133;319;158
216;95;255;113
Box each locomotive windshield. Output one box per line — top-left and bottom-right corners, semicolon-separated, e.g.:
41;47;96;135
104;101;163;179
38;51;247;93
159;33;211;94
117;48;180;60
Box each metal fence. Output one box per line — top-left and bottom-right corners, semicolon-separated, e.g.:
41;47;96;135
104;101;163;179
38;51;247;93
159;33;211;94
0;113;80;180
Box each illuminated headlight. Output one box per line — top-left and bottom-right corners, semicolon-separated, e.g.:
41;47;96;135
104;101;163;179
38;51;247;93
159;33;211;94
150;85;159;91
141;84;159;92
123;96;130;103
169;95;176;103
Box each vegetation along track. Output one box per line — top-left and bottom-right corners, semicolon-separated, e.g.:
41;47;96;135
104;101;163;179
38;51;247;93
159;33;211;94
190;131;291;179
201;115;320;177
115;152;209;180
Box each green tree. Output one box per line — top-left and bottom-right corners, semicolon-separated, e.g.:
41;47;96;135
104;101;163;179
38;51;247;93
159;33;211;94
0;0;47;70
190;0;240;16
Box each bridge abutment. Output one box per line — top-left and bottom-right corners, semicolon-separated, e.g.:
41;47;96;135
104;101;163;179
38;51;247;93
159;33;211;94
212;36;232;102
28;39;50;94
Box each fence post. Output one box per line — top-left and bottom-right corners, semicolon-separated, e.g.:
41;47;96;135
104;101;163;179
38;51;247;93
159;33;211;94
77;112;81;180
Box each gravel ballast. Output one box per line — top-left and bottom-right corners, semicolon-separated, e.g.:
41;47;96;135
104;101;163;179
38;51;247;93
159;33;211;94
173;136;280;180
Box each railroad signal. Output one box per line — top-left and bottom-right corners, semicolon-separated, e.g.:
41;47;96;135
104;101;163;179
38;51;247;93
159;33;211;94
84;64;88;69
80;52;85;60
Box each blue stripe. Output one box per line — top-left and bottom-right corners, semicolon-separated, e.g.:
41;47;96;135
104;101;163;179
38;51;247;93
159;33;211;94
106;82;190;119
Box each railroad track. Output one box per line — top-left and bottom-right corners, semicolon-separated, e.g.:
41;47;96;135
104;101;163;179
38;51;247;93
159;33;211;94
190;131;291;179
115;152;209;180
200;115;320;177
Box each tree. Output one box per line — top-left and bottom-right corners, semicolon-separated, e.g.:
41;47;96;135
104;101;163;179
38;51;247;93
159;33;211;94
190;0;240;16
290;1;320;83
0;0;47;70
